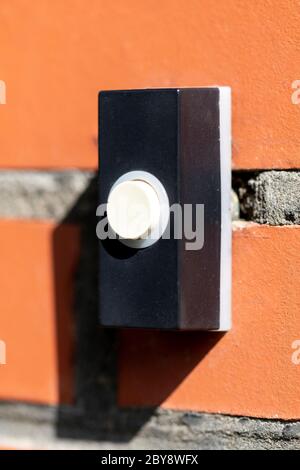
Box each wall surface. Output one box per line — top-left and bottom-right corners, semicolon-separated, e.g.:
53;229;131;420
0;0;299;169
0;0;299;450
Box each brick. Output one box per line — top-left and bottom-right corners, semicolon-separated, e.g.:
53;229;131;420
119;224;300;420
0;220;79;404
0;0;299;169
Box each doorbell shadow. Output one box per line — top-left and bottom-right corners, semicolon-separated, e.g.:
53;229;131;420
101;236;139;260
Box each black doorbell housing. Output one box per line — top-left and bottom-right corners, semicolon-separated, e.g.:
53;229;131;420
98;88;231;331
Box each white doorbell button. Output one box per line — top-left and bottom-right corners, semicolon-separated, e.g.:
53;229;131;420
107;171;170;249
107;180;161;240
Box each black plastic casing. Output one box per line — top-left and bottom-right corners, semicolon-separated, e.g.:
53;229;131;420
98;88;231;330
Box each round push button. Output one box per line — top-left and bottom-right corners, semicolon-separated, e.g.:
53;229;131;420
107;180;161;240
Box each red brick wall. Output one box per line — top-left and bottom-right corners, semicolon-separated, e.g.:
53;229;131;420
0;0;299;419
0;0;299;169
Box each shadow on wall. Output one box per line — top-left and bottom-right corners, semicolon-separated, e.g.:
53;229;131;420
52;175;223;443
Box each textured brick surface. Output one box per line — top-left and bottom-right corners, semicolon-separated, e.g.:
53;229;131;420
0;0;300;169
119;223;300;420
0;221;79;404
